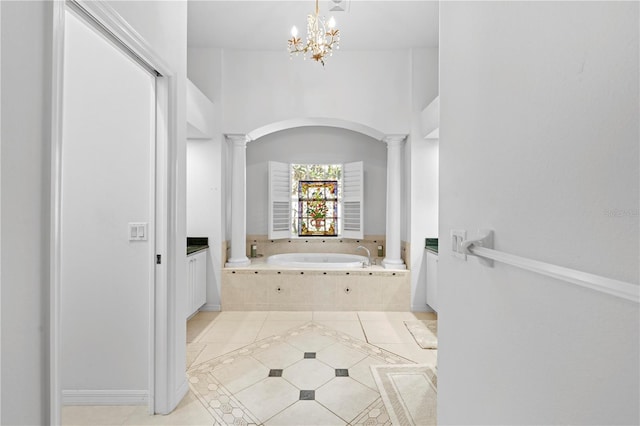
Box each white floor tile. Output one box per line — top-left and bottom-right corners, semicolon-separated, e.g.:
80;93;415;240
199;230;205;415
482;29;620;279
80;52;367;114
286;331;337;353
313;311;359;321
210;355;270;394
412;311;438;320
360;320;417;344
197;320;263;343
256;320;309;341
282;359;335;390
190;311;220;321
265;400;347;425
314;320;365;340
267;311;313;321
349;356;388;391
191;342;250;366
186;319;214;343
216;311;269;321
357;311;424;321
317;342;368;369
234;377;299;422
315;377;379;423
252;341;304;369
375;343;438;364
186;342;206;368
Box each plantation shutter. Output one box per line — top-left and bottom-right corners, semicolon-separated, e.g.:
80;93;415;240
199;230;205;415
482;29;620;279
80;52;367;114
342;161;363;239
268;161;291;239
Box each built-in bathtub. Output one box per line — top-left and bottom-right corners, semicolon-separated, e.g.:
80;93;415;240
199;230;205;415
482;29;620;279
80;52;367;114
266;253;368;269
222;253;410;311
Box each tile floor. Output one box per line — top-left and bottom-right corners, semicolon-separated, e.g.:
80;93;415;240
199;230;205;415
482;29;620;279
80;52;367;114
62;310;437;425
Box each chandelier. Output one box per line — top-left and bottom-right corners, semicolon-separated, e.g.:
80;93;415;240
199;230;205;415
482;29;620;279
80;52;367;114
287;0;340;66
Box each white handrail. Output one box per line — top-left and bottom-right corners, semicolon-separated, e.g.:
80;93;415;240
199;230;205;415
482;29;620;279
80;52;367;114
461;230;639;304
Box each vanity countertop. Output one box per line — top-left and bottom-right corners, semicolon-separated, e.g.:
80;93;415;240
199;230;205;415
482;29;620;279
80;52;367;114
425;237;438;254
187;237;209;255
187;245;209;255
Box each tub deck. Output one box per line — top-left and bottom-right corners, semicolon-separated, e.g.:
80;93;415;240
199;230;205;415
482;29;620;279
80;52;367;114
222;258;410;311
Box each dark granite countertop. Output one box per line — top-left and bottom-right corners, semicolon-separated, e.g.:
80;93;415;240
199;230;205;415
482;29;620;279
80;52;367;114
425;237;438;254
187;237;209;255
187;245;209;255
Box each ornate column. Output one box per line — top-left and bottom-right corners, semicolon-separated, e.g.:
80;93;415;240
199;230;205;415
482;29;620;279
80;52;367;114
381;135;407;269
225;134;251;267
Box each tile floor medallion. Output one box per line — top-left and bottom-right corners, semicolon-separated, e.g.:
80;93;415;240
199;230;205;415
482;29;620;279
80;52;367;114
187;322;419;425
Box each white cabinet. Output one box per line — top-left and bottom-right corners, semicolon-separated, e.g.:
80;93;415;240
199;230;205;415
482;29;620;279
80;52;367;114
187;249;207;318
425;250;438;312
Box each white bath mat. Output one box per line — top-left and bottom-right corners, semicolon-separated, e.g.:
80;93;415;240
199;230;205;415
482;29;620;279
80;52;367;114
370;364;437;426
404;320;438;349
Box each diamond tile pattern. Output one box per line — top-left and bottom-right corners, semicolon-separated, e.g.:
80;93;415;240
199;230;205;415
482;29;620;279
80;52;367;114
64;313;436;426
187;321;423;425
282;359;335;390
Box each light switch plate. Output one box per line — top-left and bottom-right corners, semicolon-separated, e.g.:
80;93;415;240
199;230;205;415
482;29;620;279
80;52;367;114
450;229;467;260
129;222;148;241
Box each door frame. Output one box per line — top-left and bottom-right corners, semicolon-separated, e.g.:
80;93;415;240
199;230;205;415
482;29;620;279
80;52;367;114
50;0;177;422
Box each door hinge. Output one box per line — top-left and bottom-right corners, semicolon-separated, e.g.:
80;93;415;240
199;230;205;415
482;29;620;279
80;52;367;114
156;254;161;265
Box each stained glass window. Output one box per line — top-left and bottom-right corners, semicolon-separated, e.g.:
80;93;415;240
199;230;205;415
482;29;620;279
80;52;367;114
298;180;338;236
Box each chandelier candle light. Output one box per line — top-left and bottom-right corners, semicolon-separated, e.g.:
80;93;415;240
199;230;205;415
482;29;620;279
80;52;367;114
288;0;340;66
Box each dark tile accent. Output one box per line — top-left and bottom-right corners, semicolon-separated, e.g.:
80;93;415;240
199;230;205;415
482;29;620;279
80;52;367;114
304;352;316;359
268;369;283;377
300;390;315;400
335;369;349;377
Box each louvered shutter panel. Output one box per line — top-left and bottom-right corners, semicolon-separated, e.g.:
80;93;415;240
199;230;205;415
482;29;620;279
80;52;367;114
342;161;363;239
268;161;291;239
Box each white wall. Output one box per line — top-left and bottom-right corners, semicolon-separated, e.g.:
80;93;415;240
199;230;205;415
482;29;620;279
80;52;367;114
1;1;188;421
187;47;223;104
439;2;639;424
246;127;387;236
187;137;224;310
409;48;439;311
187;47;226;308
1;2;52;423
60;10;155;397
221;50;411;135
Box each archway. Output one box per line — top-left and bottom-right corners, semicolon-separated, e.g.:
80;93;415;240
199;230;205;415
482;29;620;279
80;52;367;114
225;118;406;270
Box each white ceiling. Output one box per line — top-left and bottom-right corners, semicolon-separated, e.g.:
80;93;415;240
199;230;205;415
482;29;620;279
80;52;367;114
187;1;439;50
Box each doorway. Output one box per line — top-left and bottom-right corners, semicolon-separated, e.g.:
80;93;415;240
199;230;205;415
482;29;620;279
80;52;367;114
59;4;156;408
49;1;178;421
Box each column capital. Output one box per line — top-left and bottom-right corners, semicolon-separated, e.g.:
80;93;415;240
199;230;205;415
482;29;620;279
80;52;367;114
382;134;407;147
225;133;251;147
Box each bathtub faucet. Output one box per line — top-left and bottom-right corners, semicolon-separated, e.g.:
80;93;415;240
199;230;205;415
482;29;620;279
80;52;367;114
356;246;371;267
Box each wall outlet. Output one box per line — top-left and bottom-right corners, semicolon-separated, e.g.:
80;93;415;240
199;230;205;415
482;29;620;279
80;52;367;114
450;229;467;260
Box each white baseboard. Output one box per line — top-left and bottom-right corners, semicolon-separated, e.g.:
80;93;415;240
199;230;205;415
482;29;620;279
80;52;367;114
200;303;221;312
62;390;148;406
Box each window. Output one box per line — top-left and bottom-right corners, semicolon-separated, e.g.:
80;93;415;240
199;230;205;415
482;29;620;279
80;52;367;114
293;164;341;236
269;161;363;239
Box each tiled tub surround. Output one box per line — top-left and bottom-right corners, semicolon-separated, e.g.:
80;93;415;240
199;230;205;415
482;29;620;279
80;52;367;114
222;263;410;311
242;235;387;263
